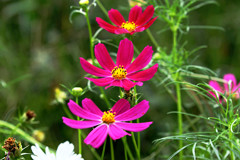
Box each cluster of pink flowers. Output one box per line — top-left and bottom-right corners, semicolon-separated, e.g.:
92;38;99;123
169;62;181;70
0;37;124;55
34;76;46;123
63;5;158;148
208;73;240;102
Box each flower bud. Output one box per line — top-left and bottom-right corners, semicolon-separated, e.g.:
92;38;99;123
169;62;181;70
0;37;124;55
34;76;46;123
71;87;83;97
79;0;89;6
32;130;45;142
2;137;22;158
128;0;146;8
55;87;67;104
25;110;36;121
153;53;161;60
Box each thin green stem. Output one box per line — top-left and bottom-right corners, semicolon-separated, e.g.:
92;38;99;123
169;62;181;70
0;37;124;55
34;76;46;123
176;81;183;160
146;29;159;49
133;86;141;155
0;120;45;150
81;131;101;160
172;28;177;63
75;97;82;155
131;131;140;160
110;138;115;160
96;0;108;17
228;124;234;160
137;119;140;153
122;138;134;160
101;138;107;160
99;87;111;108
123;137;128;160
180;72;226;83
85;9;95;65
62;103;74;120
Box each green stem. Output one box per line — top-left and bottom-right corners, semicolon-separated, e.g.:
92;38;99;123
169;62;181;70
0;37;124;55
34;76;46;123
99;87;111;108
75;97;82;155
0;120;45;149
96;0;108;17
122;138;134;160
146;29;159;49
176;81;183;160
101;138;107;160
85;9;95;65
180;72;226;83
229;123;234;160
172;28;177;63
137;119;140;153
123;137;128;160
110;138;115;160
133;86;141;155
62;103;74;120
81;131;101;160
131;131;140;160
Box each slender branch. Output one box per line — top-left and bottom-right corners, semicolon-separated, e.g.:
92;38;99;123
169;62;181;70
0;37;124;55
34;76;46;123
85;9;95;65
146;29;159;49
110;138;115;160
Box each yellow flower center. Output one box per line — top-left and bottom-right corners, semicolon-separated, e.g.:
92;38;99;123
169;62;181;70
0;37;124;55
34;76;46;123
102;110;116;124
111;65;127;80
121;21;137;32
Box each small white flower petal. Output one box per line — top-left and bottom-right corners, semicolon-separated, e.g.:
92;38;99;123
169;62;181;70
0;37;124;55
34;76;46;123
31;144;54;160
31;141;83;160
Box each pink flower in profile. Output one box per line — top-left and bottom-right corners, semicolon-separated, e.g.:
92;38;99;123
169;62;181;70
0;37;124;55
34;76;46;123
62;98;152;148
80;38;158;90
96;5;157;35
209;73;240;101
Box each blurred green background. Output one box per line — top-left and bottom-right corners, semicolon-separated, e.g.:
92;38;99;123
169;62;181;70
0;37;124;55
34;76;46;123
1;0;240;159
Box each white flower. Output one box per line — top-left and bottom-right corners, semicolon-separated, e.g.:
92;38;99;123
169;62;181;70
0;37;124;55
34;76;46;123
31;141;84;160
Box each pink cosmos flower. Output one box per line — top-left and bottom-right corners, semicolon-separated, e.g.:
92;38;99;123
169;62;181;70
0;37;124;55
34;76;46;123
62;98;152;148
80;38;159;90
209;73;240;101
96;5;157;35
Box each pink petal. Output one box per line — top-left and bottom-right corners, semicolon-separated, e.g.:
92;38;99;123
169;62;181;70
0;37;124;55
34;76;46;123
108;9;125;26
80;58;111;77
127;64;158;81
62;117;100;129
139;17;158;30
105;79;123;89
111;99;130;116
86;77;114;87
84;124;108;148
82;98;103;116
115;100;149;121
108;124;131;140
209;80;223;92
95;43;115;71
96;17;120;34
114;28;131;34
136;5;154;26
128;5;142;22
68;100;101;121
130;27;145;34
122;79;143;90
223;74;237;91
234;83;240;93
115;122;152;132
116;38;134;68
126;46;153;73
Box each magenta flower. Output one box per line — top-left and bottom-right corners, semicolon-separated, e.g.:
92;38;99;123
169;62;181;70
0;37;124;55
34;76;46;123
96;5;157;35
62;98;152;148
209;73;240;101
80;38;158;90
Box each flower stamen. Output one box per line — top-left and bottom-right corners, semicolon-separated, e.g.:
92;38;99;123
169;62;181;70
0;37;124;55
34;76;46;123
121;21;137;32
111;65;127;80
102;110;116;124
